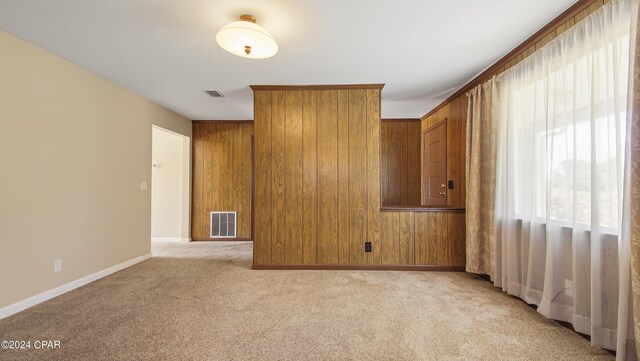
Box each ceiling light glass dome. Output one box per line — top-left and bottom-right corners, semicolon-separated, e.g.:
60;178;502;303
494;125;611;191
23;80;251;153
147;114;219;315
216;14;278;59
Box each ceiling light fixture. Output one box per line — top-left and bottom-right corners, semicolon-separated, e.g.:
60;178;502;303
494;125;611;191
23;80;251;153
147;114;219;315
215;14;278;59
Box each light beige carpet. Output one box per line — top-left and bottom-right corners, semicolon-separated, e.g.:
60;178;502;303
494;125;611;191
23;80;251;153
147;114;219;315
0;241;612;360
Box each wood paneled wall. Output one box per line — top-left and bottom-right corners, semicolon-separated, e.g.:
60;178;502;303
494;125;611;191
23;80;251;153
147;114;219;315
252;85;465;269
380;120;421;206
421;96;467;208
192;122;253;240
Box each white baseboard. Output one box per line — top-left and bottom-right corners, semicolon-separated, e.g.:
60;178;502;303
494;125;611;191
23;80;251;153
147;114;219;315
0;253;151;320
151;237;184;242
181;237;191;243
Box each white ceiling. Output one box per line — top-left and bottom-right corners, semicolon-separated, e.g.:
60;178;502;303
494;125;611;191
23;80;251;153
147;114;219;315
0;0;576;120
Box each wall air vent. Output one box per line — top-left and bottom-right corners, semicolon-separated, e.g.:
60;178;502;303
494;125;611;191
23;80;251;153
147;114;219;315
204;90;224;98
210;211;236;238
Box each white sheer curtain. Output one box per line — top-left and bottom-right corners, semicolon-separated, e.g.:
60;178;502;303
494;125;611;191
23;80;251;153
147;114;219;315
493;0;638;357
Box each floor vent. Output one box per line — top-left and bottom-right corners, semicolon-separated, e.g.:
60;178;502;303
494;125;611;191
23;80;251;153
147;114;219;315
210;211;236;238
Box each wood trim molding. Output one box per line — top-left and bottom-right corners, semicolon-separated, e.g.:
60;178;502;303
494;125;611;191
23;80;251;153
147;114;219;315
250;84;385;91
381;118;421;123
422;0;603;119
380;206;465;213
192;120;254;123
424;118;447;132
191;238;252;242
252;264;465;271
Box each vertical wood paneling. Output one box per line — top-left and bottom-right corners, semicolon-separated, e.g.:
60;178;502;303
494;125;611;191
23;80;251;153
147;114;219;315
366;89;382;265
239;124;252;237
317;90;339;264
414;213;427;264
448;212;466;266
399;212;414;264
337;91;350;263
191;122;253;241
348;89;368;264
252;86;465;267
271;91;287;263
202;125;214;237
254;92;272;264
222;124;233;213
388;122;402;204
407;122;422;205
435;212;449;265
399;122;409;204
285;91;303;264
231;124;242;232
380;122;390;205
381;212;400;264
380;121;421;206
302;92;317;264
415;213;437;265
191;124;204;238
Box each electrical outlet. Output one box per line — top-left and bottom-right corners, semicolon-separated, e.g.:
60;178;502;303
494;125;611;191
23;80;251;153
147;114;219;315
564;279;573;297
54;259;62;273
365;242;372;252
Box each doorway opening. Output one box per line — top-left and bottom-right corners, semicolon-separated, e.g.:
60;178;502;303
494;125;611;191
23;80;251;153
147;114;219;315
151;125;191;245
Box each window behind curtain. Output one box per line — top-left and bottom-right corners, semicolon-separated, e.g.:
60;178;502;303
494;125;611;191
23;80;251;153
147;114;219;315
509;30;630;233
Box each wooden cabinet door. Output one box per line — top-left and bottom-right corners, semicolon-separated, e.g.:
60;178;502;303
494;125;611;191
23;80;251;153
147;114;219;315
423;121;447;206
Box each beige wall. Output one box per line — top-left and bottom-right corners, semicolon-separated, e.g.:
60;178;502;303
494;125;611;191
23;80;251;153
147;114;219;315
0;30;192;309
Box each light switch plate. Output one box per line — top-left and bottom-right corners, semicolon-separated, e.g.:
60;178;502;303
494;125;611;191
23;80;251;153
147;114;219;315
140;181;148;190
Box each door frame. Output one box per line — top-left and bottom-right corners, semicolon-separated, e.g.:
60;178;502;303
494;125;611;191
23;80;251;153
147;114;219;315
421;118;447;206
151;125;192;243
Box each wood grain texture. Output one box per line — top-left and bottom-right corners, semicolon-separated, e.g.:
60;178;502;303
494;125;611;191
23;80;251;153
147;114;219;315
191;124;204;239
337;90;350;263
380;121;390;205
271;91;287;264
191;122;253;241
380;121;421;206
407;122;422;205
448;212;466;266
414;213;436;265
302;91;318;264
381;212;400;264
317;90;339;264
349;89;368;264
252;86;465;267
285;91;303;264
399;212;415;264
366;89;382;265
253;91;272;264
